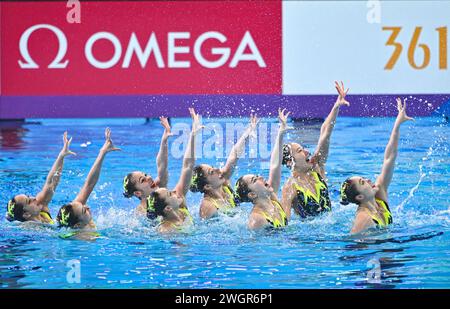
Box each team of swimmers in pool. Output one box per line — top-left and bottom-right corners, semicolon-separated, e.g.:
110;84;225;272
6;82;414;239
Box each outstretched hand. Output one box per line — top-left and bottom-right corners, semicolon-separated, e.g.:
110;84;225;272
189;108;205;135
278;108;294;133
247;113;260;138
396;98;414;124
335;81;350;107
101;128;121;153
249;114;259;130
61;131;76;157
160;117;173;137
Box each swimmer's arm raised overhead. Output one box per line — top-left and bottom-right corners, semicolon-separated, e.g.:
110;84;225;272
174;108;204;197
313;81;349;171
221;114;259;180
36;132;75;210
74;128;121;205
375;98;414;201
281;179;297;221
268;109;292;193
155;117;172;188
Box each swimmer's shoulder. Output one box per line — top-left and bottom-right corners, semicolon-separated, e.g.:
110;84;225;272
199;198;218;219
158;221;175;234
23;220;57;230
59;230;100;241
75;232;99;241
282;178;297;197
248;208;269;230
283;176;295;188
351;209;376;234
38;210;54;224
135;202;147;216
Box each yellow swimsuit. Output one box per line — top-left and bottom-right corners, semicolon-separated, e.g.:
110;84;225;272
162;207;193;232
369;199;393;227
208;185;238;214
260;200;288;228
40;211;54;224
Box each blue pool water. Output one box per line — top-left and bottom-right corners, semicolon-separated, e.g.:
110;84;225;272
0;116;449;289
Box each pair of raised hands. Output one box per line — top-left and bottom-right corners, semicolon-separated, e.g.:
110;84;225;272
59;128;120;157
335;80;413;123
275;81;350;135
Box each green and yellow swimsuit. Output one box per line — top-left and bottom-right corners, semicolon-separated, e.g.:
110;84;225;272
260;200;288;229
292;171;331;218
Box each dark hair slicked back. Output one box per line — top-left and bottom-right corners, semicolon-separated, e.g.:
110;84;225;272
149;191;168;217
6;197;25;222
340;178;360;205
234;176;251;203
123;173;138;198
190;165;208;193
57;204;78;228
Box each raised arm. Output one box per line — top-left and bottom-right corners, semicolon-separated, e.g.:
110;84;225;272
281;180;296;221
220;114;258;180
268;108;292;193
375;98;414;201
74;128;121;205
174;108;204;197
155;117;172;188
36;132;75;208
313;81;349;170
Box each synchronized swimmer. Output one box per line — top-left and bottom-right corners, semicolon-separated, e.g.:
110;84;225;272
340;98;414;234
281;81;349;219
146;108;203;234
7;132;75;225
122;117;172;217
190;114;258;219
234;108;291;230
5;83;414;238
55;128;121;240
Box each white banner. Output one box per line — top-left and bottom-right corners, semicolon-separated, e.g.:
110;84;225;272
283;0;450;94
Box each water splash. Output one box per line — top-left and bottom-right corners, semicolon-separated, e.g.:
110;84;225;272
395;119;448;215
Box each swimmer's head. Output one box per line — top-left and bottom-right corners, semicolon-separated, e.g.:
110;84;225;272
282;143;314;172
234;174;273;203
190;164;225;193
148;188;184;218
340;176;379;205
123;171;157;200
6;194;41;222
57;202;94;229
